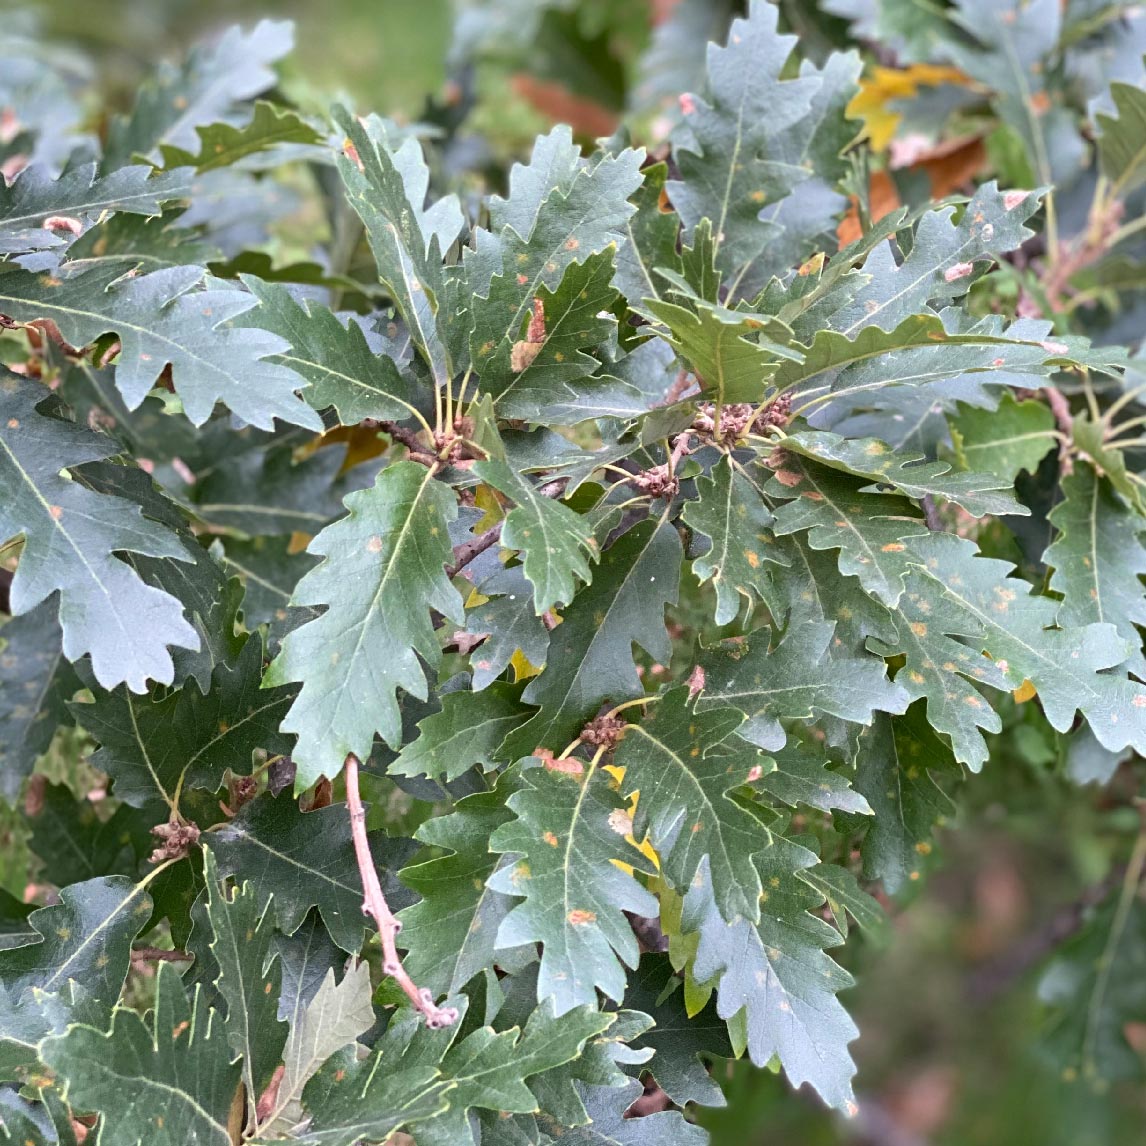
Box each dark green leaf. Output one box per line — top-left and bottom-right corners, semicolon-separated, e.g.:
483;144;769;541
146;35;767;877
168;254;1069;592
209;793;416;953
0;374;198;691
476;460;597;613
266;461;463;789
0;265;323;431
488;761;658;1014
0;604;79;803
41;961;241;1146
501;519;681;757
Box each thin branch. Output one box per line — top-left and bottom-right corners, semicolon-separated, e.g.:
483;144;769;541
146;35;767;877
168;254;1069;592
377;420;438;467
131;946;193;963
445;477;566;579
446;521;503;579
1044;386;1075;475
344;753;458;1028
919;493;944;532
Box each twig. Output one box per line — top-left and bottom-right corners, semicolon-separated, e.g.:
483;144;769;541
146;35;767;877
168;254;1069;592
446;522;503;578
378;420;438;467
445;477;566;579
1044;386;1075;475
919;494;944;532
131;946;193;963
344;753;458;1028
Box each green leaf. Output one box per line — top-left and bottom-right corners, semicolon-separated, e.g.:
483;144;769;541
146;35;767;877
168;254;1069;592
765;453;927;607
391;682;533;782
209;792;416;953
538;1078;709;1144
769;311;1062;413
0;375;199;692
216;535;319;644
237;275;419;426
474;249;620;422
258;961;375;1137
754;740;873;815
748;50;861;289
0;264;323;431
852;710;958;893
1097;79;1146;195
1072;411;1146;513
0;875;152;1003
105;19;294;167
682;455;788;624
801;862;887;941
203;849;286;1121
696;620;909;751
762;521;898;655
615;162;680;308
476;460;597;613
397;772;529;997
616;688;768;922
0;603;79;803
297;999;611;1146
668;2;819;290
488;761;658;1014
178;432;352;539
158;100;323;172
421;1001;616;1146
878;532;1146;769
273;910;342;1028
779;430;1029;517
947;0;1083;188
334;108;462;387
622;954;730;1108
821;183;1043;337
0;162;193;256
526;1005;655;1128
72;636;294;814
1038;892;1146;1084
642;294;797;406
25;781;147;886
950;390;1057;482
71;460;245;691
266;461;463;789
41;961;241;1146
681;844;858;1113
465;128;643;381
1045;464;1146;679
464;563;552;691
520;337;679;427
500;519;681;756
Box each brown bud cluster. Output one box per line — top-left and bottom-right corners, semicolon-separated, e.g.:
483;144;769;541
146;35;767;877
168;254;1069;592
580;712;628;750
149;820;201;864
692;393;791;444
631;463;679;499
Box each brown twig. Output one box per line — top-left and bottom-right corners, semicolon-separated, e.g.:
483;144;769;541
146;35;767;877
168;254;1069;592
131;946;193;963
446;522;503;579
1044;385;1075;475
378;420;438;467
919;493;944;532
445;477;566;579
344;753;458;1028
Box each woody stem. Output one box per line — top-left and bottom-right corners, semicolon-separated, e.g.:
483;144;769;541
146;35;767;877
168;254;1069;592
344;753;458;1028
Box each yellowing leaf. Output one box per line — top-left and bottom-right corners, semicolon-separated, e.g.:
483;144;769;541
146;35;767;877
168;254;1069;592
848;64;969;151
1013;679;1037;703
